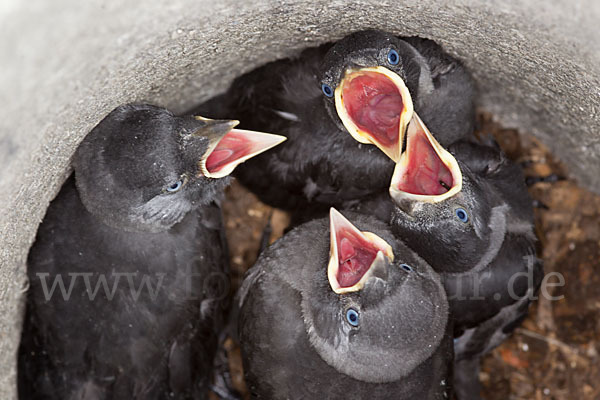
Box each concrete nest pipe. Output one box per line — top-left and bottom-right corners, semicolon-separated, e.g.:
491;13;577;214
1;0;599;397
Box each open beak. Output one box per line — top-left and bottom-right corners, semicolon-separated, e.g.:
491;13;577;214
327;208;394;294
389;113;462;207
195;117;287;178
334;66;413;162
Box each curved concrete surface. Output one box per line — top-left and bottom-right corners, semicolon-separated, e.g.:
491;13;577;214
1;0;599;397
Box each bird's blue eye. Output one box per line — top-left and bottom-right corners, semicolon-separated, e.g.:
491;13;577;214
455;208;469;223
345;308;359;327
387;49;400;65
166;180;183;193
322;83;334;98
400;263;413;272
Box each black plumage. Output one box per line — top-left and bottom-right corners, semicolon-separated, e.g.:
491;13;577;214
390;138;543;400
18;104;284;399
238;210;453;399
330;53;540;398
191;30;475;216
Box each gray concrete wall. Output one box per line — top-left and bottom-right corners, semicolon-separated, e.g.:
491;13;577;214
1;0;598;397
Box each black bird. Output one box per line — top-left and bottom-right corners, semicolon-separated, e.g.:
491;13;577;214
238;208;453;399
18;104;285;399
387;117;543;399
192;30;475;215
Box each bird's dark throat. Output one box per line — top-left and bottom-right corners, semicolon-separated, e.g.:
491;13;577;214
340;71;404;148
335;227;379;288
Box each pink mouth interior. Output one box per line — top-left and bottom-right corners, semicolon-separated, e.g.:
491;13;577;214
342;71;404;147
395;130;453;195
335;228;379;288
205;130;257;174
